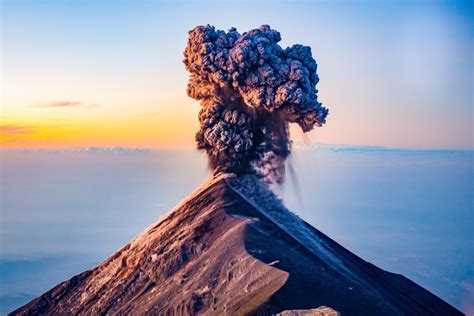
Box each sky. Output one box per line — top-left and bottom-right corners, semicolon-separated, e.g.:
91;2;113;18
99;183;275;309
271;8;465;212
1;0;472;149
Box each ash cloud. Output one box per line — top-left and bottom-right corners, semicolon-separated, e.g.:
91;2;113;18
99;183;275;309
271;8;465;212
184;24;328;183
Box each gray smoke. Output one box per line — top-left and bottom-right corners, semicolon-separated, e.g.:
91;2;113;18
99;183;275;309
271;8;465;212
184;24;328;183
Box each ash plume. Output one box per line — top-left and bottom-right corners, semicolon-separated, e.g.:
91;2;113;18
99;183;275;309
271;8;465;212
184;24;328;183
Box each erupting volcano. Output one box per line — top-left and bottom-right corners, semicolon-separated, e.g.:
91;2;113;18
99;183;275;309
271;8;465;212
11;25;462;316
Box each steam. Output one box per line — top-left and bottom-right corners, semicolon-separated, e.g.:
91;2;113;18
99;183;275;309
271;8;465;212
183;24;328;183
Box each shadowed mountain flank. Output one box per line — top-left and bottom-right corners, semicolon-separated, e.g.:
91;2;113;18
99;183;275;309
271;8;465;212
11;174;463;315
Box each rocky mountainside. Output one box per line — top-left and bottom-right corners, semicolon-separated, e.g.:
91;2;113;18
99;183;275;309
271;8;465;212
12;173;463;315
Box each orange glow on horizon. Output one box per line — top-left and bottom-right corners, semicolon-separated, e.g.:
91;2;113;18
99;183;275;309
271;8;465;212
0;111;200;149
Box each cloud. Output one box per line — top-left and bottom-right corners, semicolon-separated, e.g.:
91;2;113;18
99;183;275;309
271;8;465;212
84;146;152;154
37;101;83;107
35;101;99;108
0;124;40;146
0;124;36;135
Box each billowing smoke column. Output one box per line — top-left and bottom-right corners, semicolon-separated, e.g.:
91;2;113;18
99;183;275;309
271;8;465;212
184;25;328;183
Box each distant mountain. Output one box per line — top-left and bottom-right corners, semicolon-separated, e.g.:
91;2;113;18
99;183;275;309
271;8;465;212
292;142;473;154
11;173;463;315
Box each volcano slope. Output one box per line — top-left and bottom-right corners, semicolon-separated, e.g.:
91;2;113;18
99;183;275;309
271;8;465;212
12;173;463;315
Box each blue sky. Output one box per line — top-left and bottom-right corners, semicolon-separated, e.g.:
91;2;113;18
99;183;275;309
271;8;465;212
1;0;473;149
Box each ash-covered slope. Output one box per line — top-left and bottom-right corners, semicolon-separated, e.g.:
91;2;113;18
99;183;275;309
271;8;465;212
12;173;462;316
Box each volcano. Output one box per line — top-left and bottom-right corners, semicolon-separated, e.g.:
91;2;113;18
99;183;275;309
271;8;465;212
11;173;463;315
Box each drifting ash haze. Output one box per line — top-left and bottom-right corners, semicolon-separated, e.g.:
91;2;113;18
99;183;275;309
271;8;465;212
11;26;463;315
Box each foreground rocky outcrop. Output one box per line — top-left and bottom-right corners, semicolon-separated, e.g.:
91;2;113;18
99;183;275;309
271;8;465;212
11;173;463;315
277;306;340;316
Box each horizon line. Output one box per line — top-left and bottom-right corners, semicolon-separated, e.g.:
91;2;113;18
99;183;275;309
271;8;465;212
1;143;472;153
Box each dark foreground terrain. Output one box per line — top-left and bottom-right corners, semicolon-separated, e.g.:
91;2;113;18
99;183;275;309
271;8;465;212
12;173;463;315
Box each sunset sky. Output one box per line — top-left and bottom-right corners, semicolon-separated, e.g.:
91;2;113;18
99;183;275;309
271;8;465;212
1;0;472;149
